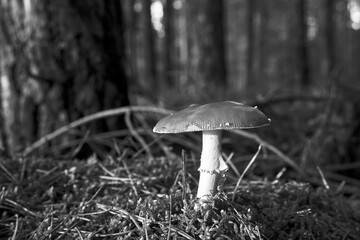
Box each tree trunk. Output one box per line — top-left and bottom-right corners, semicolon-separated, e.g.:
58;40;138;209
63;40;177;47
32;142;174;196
129;0;157;100
298;0;310;88
186;0;227;95
224;0;248;92
325;0;335;75
165;0;176;88
0;0;29;153
142;0;157;95
0;0;130;155
246;0;255;88
251;0;267;90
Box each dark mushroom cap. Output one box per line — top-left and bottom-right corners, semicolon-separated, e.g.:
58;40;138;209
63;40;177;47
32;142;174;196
153;101;271;134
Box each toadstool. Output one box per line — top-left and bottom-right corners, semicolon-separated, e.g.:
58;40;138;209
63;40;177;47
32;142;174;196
153;101;270;200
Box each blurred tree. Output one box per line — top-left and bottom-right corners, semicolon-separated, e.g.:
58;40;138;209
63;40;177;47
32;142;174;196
165;0;176;88
143;0;157;90
0;0;129;155
225;0;248;91
325;0;335;74
297;0;310;88
186;0;227;95
122;0;158;103
335;0;360;169
161;0;189;105
122;0;138;94
135;0;157;96
246;0;255;88
250;0;268;91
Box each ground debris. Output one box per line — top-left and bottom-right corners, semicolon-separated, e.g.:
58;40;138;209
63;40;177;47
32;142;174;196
0;154;359;239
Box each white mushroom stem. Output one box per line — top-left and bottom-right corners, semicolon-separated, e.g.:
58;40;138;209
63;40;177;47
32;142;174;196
196;130;228;199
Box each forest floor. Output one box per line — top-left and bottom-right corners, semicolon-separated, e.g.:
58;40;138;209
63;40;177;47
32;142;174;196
1;102;360;239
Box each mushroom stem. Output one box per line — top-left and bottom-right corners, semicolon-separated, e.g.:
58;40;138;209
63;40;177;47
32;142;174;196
197;130;228;199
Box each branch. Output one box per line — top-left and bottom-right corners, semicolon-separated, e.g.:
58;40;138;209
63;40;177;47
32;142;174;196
22;106;171;156
231;129;303;174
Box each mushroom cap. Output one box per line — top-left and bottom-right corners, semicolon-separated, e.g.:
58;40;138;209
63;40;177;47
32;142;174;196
153;101;271;134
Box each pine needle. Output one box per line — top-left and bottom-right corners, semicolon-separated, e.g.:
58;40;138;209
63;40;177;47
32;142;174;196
317;166;330;190
232;145;262;202
181;149;187;200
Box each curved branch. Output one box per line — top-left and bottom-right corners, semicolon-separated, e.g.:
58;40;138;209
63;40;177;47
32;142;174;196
22;106;172;156
231;129;303;174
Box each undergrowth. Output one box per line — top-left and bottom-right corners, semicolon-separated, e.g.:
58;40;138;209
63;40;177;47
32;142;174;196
1;151;360;239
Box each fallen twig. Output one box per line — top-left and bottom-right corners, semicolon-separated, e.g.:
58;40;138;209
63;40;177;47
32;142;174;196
231;129;303;174
23;106;171;156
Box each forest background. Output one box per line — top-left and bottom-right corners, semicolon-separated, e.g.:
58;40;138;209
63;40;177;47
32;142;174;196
1;0;360;183
2;0;360;238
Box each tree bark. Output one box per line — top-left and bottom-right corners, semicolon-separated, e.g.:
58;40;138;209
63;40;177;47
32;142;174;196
0;0;28;153
0;0;130;155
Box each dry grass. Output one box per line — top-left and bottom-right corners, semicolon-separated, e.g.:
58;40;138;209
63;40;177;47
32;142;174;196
1;153;359;239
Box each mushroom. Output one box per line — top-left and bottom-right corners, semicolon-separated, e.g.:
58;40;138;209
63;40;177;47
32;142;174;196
153;101;270;200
